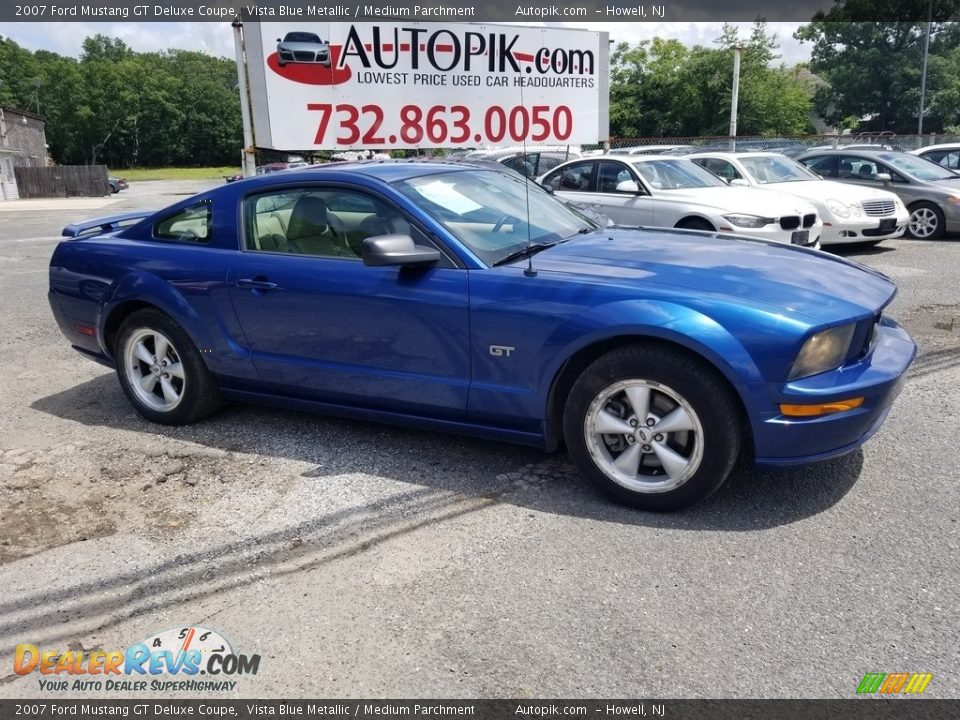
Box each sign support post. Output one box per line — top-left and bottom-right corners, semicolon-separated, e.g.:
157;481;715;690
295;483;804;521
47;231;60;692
232;19;258;178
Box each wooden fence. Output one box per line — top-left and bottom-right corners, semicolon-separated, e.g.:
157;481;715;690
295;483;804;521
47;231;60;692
13;165;111;199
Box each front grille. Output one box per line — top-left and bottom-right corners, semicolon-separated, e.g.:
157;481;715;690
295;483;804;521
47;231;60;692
861;199;896;217
803;213;816;228
780;216;801;230
294;51;316;61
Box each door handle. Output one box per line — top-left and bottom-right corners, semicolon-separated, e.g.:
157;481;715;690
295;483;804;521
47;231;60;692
236;278;278;291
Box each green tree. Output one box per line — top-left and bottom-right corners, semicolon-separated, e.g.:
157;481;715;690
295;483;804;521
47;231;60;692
609;22;813;139
795;0;960;132
0;34;242;167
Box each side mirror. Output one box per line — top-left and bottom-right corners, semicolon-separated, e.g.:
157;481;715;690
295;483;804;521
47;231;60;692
361;234;441;267
616;179;640;193
540;182;555;194
276;38;282;42
876;173;891;183
728;178;750;187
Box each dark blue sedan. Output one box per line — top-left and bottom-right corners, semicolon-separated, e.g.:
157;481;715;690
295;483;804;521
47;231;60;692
48;162;916;510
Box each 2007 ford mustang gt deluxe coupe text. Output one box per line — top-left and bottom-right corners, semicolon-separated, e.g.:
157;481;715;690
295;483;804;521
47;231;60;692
48;161;916;511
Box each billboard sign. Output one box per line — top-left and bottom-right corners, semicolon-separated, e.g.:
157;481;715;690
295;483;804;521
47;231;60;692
242;21;609;150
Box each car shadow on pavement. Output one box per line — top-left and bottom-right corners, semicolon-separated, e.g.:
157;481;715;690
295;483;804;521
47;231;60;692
826;243;898;258
31;373;864;535
4;376;866;654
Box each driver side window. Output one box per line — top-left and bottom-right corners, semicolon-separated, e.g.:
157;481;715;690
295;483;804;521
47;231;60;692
243;188;413;260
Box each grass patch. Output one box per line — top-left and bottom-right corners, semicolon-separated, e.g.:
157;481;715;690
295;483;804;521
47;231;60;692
110;167;239;181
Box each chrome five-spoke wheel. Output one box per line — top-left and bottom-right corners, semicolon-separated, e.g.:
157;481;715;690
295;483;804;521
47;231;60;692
563;344;740;511
584;379;704;494
123;328;186;412
116;309;221;425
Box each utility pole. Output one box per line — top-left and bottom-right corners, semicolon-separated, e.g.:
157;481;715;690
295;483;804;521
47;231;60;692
232;20;258;178
729;46;742;152
918;0;933;137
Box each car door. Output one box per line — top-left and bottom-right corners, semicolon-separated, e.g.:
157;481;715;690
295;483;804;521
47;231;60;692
226;184;470;419
593;160;654;225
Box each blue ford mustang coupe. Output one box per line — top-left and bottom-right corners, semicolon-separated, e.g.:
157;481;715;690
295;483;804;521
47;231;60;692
48;162;916;510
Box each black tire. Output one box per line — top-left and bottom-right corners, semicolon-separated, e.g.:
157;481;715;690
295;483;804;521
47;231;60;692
115;309;221;425
563;344;741;511
906;201;946;240
675;217;715;232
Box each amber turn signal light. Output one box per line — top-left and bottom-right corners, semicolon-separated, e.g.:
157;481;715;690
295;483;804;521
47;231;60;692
780;397;864;417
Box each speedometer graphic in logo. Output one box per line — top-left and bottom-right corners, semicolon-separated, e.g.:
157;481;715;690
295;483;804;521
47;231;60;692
141;625;232;669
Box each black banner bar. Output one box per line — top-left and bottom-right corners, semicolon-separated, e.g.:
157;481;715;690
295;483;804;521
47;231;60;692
3;0;959;23
2;700;960;720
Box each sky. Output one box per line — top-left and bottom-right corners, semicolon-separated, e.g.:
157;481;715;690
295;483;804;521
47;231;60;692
3;21;813;66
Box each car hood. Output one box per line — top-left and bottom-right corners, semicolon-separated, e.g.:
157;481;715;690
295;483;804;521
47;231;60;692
527;228;895;323
757;180;900;204
656;186;816;216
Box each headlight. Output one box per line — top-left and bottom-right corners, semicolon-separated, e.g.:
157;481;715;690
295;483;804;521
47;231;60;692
850;202;863;217
722;214;774;228
788;324;856;380
826;199;850;218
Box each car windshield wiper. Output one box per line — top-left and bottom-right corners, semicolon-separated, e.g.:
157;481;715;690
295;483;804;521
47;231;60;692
492;241;557;267
561;226;595;241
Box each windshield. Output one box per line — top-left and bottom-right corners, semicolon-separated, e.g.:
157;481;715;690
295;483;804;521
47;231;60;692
284;32;322;43
394;169;596;266
739;155;819;184
878;153;959;181
629;158;726;190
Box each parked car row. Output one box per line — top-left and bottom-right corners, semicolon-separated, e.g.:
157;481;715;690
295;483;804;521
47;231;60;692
222;143;960;247
796;148;960;240
539;154;823;248
686;152;908;246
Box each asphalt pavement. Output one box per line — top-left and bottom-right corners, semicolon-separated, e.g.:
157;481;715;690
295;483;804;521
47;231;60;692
0;180;957;698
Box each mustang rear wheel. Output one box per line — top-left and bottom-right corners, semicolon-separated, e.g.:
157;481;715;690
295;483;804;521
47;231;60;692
563;344;741;511
115;309;221;425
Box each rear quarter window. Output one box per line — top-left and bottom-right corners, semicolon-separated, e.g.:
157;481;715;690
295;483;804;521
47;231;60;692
153;202;212;244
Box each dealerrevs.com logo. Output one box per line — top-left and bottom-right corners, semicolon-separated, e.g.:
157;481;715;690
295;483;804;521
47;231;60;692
13;626;260;693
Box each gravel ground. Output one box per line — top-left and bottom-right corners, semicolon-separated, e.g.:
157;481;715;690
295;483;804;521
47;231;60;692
0;181;957;699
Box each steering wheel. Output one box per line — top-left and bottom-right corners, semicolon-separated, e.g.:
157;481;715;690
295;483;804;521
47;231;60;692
491;215;513;234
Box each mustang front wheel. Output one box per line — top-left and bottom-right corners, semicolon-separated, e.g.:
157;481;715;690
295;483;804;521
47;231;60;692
563;345;741;511
116;309;221;425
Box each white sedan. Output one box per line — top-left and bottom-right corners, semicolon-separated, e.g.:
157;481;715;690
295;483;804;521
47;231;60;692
688;152;909;246
540;155;822;248
909;143;960;171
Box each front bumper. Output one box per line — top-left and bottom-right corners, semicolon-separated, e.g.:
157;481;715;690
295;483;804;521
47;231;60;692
753;317;916;466
729;220;823;248
820;209;910;245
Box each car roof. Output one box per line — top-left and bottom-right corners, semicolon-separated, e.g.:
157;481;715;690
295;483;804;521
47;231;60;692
686;151;785;159
236;159;481;186
912;143;960;153
799;148;898;157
